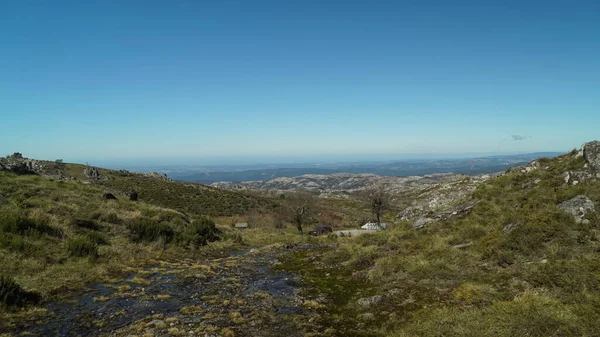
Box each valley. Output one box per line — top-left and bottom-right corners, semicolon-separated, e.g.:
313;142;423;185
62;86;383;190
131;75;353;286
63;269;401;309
1;142;599;337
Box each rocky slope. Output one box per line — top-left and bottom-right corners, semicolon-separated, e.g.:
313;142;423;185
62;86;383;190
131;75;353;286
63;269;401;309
212;172;495;196
399;141;600;230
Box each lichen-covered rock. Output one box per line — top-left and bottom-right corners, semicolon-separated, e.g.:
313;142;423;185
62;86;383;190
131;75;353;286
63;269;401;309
356;295;383;308
557;195;595;223
413;216;434;230
583;141;600;171
410;199;479;230
503;222;520;234
84;167;101;180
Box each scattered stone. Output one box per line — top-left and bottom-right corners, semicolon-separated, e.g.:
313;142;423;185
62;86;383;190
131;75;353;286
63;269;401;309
357;313;375;321
503;222;520;234
356;295;383;308
401;297;416;305
103;193;117;200
125;190;138;201
452;242;473;249
413;216;434;230
146;319;167;329
557;195;595;223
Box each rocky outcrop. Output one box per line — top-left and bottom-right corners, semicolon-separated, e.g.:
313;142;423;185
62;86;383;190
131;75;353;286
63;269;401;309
213;173;478;196
84;167;101;180
583;141;600;171
557;195;595;224
144;172;172;182
0;155;75;180
0;159;37;175
395;173;494;225
563;141;600;185
411;199;479;230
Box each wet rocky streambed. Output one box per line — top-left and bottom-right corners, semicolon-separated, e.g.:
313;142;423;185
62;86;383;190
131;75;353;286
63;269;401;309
6;243;393;337
9;245;329;337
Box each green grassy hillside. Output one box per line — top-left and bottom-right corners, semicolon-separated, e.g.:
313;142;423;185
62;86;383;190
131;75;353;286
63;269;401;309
282;150;600;337
61;163;278;216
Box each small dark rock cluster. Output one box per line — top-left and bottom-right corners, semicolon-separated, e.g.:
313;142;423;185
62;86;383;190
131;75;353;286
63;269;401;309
124;190;138;201
103;193;117;200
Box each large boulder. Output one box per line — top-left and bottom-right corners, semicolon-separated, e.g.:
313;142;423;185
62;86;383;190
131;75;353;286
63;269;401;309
0;160;36;175
125;190;138;201
557;195;595;224
84;167;101;180
583;141;600;171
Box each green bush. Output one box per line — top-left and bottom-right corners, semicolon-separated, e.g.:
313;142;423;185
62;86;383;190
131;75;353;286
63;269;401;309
71;218;102;231
86;232;110;246
0;235;26;252
66;236;99;258
0;276;41;308
99;212;120;224
176;217;221;247
127;218;175;243
0;214;61;238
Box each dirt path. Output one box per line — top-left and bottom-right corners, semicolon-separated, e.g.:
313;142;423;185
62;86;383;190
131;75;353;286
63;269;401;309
18;245;327;337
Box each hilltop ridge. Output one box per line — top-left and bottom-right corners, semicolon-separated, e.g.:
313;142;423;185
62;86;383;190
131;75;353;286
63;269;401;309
0;153;275;217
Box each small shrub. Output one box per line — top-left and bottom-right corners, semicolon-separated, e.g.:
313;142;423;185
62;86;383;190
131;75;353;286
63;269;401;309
71;218;101;231
0;234;26;252
127;218;175;243
86;232;110;246
176;217;221;247
0;214;61;238
0;276;41;308
99;212;120;224
222;229;244;245
66;236;99;258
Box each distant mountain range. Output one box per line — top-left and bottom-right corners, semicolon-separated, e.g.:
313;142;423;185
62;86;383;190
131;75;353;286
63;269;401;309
167;152;561;184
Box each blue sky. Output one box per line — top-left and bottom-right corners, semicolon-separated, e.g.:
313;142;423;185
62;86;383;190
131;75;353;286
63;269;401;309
1;0;599;164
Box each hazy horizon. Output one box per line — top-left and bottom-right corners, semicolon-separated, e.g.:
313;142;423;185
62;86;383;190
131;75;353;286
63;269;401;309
8;149;565;170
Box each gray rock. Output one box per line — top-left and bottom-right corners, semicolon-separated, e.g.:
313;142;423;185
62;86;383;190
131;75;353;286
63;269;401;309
452;242;473;249
146;319;166;329
357;313;376;321
583;141;600;171
557;195;595;223
413;216;434;230
356;295;383;308
503;222;520;234
84;167;101;180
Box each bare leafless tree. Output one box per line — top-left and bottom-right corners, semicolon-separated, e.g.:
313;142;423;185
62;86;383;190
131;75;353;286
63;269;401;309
364;184;390;224
286;191;314;234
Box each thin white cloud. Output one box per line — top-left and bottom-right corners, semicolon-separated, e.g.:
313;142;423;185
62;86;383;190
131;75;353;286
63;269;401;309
511;134;531;141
